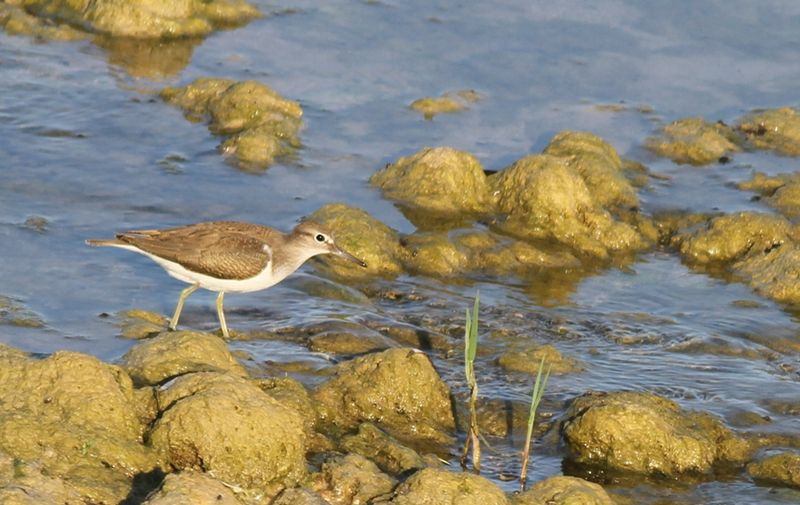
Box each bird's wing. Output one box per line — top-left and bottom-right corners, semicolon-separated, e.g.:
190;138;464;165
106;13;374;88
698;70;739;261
118;226;272;280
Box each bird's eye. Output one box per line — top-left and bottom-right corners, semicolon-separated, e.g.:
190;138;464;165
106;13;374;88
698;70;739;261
315;234;326;242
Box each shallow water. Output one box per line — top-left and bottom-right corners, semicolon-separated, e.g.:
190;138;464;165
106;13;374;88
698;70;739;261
1;0;799;502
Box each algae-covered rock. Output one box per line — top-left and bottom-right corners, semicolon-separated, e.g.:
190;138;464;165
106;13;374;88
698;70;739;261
738;107;800;156
370;147;493;216
544;130;639;209
738;171;800;218
149;372;307;492
374;467;509;505
161;78;302;169
118;309;167;339
19;0;260;39
645;117;740;165
409;90;480;119
97;35;202;79
0;347;160;503
314;348;456;449
676;212;792;265
561;391;747;476
490;154;645;258
0;454;84;505
273;488;330;505
309;330;395;355
313;454;396;505
141;471;242;505
401;231;472;277
735;244;800;306
512;475;614;505
747;452;800;489
122;330;247;386
340;423;427;475
307;203;407;279
496;344;582;375
0;3;87;40
256;376;318;438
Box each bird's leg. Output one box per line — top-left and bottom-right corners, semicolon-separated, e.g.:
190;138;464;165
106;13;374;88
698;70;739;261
216;291;229;339
170;284;199;331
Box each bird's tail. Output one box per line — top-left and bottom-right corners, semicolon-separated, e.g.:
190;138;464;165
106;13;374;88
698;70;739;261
85;238;126;247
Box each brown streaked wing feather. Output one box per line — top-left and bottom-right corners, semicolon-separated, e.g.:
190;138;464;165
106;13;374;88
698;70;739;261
118;223;273;280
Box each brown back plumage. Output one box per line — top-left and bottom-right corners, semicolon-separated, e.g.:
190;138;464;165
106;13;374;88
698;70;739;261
117;221;278;280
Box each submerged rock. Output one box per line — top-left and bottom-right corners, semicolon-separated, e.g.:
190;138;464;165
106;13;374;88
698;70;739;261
340;423;427;475
561;391;749;477
141;471;242;505
370;147;493;217
409;90;481;119
308;203;407;279
161;78;302;169
121;330;247;386
513;475;614;505
645;117;740;165
496;344;582;375
373;467;509;505
118;308;167;339
149;372;307;492
313;453;396;505
747;452;800;490
0;295;44;328
314;348;456;449
738;107;800;156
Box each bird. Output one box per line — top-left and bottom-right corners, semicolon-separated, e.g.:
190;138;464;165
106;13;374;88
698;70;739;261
86;220;367;338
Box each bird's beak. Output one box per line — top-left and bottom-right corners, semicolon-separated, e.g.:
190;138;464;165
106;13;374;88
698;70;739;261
332;244;368;268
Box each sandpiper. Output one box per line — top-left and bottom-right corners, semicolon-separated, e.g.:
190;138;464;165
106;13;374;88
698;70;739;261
87;220;367;338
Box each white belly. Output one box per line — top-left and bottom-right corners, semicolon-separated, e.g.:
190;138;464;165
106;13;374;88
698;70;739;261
110;244;284;293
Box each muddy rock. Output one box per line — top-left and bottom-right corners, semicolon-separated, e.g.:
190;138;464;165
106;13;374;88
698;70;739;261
401;231;472;277
561;391;748;477
19;0;259;39
738;171;800;218
161;78;301;169
496;344;582;375
340;423;427;475
490;154;645;258
370;147;493;217
409;90;480;119
0;454;84;505
118;309;167;339
738;107;800;156
676;212;792;265
255;376;319;441
513;475;614;505
0;3;88;40
309;330;396;355
543;130;639;208
735;244;800;306
307;203;407;279
645;117;740;165
747;452;800;490
141;471;242;504
149;372;306;492
313;453;396;505
314;348;456;449
373;467;509;505
273;488;330;505
0;346;161;503
122;330;247;386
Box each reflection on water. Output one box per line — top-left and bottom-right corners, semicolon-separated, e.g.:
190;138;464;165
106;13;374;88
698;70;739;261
1;1;800;502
